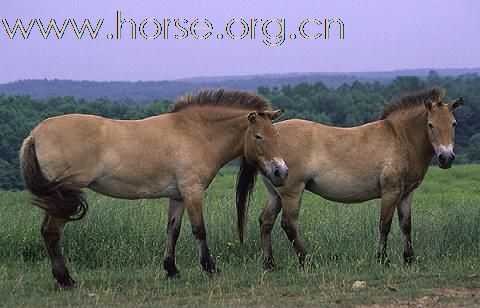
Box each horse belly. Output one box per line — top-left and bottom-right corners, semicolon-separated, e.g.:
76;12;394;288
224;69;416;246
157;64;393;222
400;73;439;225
307;172;381;203
88;177;181;200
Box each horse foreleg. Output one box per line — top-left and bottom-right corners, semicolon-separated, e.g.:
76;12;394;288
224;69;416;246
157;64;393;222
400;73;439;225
183;191;219;275
41;213;75;289
377;190;402;263
259;195;282;270
397;192;414;264
163;198;185;279
280;188;307;267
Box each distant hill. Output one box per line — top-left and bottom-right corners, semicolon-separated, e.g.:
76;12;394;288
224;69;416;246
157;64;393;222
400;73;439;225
0;68;479;104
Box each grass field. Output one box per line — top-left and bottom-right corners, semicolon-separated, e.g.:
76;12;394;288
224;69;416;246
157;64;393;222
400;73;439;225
0;165;479;306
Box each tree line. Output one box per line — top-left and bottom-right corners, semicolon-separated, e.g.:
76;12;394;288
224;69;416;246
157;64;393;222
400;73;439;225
0;71;479;189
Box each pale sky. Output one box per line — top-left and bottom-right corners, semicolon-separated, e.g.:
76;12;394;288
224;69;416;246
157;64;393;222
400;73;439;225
0;0;478;83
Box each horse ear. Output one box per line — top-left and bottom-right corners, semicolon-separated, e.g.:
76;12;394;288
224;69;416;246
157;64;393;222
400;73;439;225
247;111;257;122
424;99;433;111
269;109;284;121
449;97;464;111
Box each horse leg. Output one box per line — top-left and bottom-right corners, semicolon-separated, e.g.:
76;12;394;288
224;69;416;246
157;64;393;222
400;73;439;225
183;191;218;274
377;190;402;263
259;192;282;270
280;186;307;267
163;198;185;279
41;213;75;289
397;192;414;264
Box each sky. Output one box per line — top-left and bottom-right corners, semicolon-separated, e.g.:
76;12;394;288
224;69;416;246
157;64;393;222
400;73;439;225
0;0;478;83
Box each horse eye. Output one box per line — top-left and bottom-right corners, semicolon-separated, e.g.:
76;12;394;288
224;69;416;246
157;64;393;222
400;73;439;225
428;122;434;129
254;133;263;140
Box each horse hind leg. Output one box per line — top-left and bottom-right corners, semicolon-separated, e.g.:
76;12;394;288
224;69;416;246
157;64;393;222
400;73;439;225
163;198;185;279
21;134;88;288
33;181;88;289
41;213;75;289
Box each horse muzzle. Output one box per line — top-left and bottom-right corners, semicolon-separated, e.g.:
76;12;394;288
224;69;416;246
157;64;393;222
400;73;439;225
436;145;455;169
266;159;288;187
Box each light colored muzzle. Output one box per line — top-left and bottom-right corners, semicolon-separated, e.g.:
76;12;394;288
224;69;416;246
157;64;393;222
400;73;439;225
435;144;455;169
265;158;288;187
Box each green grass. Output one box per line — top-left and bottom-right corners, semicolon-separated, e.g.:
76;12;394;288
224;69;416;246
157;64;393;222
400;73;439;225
0;164;479;306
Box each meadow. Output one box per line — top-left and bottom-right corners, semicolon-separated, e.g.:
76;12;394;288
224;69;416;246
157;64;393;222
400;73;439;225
0;164;479;306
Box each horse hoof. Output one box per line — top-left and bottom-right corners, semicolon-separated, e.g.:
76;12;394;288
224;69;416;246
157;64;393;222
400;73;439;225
203;266;222;278
377;257;391;267
263;265;276;272
208;267;222;277
404;255;417;265
55;278;76;290
166;271;181;280
300;255;314;268
263;258;276;271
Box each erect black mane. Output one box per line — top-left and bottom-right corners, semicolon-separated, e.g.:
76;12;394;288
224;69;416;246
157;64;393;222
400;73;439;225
380;87;446;119
171;88;271;113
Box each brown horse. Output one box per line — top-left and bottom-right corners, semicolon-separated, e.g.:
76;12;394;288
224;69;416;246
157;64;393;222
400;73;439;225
20;89;288;288
237;88;463;269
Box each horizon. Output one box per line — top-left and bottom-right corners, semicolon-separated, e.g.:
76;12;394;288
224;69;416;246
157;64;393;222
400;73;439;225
1;0;479;84
2;66;480;85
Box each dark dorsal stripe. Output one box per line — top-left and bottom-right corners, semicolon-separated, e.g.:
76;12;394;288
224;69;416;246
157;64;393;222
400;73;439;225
380;87;446;119
171;88;271;113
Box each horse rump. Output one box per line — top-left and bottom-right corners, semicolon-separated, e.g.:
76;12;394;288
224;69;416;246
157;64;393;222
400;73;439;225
20;135;88;221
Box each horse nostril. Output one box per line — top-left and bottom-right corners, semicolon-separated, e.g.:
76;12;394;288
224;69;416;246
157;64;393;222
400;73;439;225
451;153;456;160
439;154;445;162
274;169;281;178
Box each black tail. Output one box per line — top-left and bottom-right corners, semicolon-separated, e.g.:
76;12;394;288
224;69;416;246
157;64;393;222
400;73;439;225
235;157;257;244
20;135;88;221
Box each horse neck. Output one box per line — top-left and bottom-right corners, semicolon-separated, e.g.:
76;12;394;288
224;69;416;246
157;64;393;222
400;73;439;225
386;107;435;166
183;107;248;167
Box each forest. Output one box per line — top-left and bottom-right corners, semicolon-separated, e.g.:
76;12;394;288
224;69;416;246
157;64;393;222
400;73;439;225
1;68;478;103
0;71;479;189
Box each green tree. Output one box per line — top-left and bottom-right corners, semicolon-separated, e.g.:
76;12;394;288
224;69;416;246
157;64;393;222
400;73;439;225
467;134;480;162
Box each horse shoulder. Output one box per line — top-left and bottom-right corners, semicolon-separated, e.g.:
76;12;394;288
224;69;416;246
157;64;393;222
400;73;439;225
276;119;321;174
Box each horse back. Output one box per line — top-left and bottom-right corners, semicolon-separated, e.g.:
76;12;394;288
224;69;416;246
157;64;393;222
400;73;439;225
29;113;212;198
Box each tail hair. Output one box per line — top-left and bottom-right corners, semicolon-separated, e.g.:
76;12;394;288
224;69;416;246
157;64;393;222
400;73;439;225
235;157;257;244
20;135;88;221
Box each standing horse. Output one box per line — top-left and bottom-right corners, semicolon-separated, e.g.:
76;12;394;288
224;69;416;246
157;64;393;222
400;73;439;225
237;88;463;268
20;89;288;288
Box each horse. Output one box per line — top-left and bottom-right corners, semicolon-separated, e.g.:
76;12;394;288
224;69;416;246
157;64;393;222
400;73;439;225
236;88;463;269
20;89;288;289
